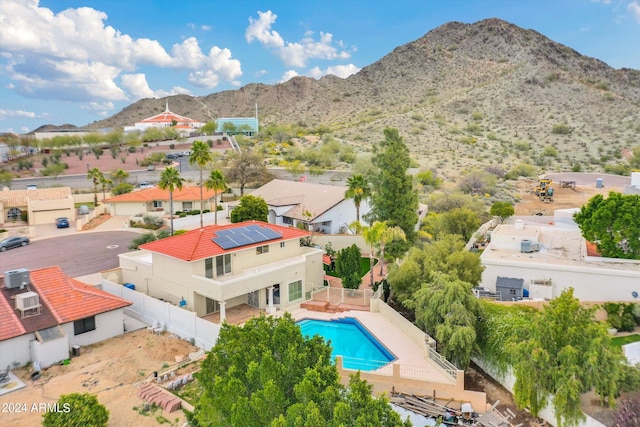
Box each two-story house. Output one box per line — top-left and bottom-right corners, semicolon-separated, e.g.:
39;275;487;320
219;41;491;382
117;221;324;322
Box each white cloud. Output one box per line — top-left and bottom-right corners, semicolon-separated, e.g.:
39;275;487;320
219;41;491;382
245;10;284;48
201;25;212;31
80;101;114;117
0;108;37;120
121;74;193;100
629;1;640;23
308;64;361;79
246;10;353;68
0;0;242;104
279;70;299;83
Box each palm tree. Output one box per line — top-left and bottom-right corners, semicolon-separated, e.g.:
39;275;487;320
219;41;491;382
344;174;371;223
99;175;112;200
205;169;226;225
87;167;104;207
110;168;129;185
376;223;406;275
351;220;405;286
189;140;213;228
158;166;185;236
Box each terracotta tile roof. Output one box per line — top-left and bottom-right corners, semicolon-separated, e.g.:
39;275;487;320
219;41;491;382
0;283;26;340
30;267;131;323
0;187;73;207
234;179;347;221
137;110;197;125
140;220;311;261
104;186;222;203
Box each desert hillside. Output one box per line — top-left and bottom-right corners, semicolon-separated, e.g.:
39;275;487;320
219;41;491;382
86;18;640;174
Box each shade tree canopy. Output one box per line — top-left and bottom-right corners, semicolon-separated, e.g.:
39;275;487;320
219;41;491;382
230;194;268;223
573;192;640;259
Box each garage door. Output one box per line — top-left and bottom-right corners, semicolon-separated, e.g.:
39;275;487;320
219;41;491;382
31;209;73;225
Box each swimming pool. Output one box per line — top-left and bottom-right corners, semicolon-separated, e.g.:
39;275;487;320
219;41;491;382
297;317;396;371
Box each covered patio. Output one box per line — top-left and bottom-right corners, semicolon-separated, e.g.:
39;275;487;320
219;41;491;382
201;304;264;325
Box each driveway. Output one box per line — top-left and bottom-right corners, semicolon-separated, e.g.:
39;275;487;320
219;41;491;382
1;231;138;277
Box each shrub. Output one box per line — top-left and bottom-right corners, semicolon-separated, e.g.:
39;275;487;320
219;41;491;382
189;210;201;215
551;123;572;135
142;215;164;229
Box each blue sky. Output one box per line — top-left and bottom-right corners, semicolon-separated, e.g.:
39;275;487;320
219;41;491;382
1;0;639;134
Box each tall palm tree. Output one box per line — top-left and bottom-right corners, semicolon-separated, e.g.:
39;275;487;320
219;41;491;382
189;140;213;228
344;174;371;223
158;166;185;236
205;169;226;225
99;175;112;200
87;167;104;207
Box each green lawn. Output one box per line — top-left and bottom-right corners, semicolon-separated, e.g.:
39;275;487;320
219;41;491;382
611;334;640;348
324;257;378;278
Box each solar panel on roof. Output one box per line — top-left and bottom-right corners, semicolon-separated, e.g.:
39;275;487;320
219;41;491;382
212;224;283;249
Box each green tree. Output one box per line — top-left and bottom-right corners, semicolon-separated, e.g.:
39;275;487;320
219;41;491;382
129;231;158;249
351;221;405;287
99;175;112;200
204;169;226;225
388;234;483;309
230;194;268;223
437;207;482;241
0;169;13;188
284;160;305;177
201;120;217;135
41;162;66;177
573;192;640;259
189;140;214;228
512;288;625;426
344;174;371;223
191;314;409;427
369;128;418;255
335;244;362;290
415;169;443;189
414;272;482;370
158;166;185;235
87;167;104;207
222;121;237;134
490;201;515;223
111;182;134;195
42;392;108;427
225;150;268;195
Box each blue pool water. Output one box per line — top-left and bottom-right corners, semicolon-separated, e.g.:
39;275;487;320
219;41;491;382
297;318;395;371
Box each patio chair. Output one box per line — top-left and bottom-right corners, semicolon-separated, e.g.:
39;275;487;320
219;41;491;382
147;320;160;333
0;365;10;383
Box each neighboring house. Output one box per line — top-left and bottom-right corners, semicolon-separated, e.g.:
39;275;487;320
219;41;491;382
229;179;371;234
0;266;131;369
480;211;640;302
623;172;640;195
104;186;222;216
124;101;203;134
0;187;75;226
117;221;324;322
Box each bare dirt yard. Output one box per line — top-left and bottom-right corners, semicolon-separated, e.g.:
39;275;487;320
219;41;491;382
513;179;621;216
0;330;199;427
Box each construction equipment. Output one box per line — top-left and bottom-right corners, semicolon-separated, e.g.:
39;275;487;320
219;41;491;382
559;180;576;190
534;178;554;202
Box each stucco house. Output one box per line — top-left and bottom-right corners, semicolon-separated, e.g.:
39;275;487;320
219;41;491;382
104;186;222;217
0;266;131;369
117;221;324;322
480;211;640;302
0;187;75;226
229;179;371;234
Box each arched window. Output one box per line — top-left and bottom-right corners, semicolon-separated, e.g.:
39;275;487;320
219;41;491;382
8;207;21;220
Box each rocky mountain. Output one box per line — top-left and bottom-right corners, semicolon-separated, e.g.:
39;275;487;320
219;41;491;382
89;18;640;173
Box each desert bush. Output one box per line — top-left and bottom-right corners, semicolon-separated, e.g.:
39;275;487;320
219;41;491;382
506;163;537;179
542;146;558;157
143;215;164;229
551;123;572;135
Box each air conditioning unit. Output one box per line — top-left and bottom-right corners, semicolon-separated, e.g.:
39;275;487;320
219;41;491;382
4;268;30;289
16;291;40;311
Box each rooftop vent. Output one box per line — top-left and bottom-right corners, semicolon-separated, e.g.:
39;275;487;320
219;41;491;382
4;268;30;289
521;240;542;253
15;291;41;318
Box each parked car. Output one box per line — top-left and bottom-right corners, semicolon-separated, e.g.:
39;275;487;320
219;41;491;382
56;217;70;228
166;153;178;159
0;236;30;252
138;181;154;189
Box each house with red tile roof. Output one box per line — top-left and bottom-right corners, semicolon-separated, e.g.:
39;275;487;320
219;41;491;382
104;185;223;216
0;266;131;369
124;101;204;134
117;220;324;322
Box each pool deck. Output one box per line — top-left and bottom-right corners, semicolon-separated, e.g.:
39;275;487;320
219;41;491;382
290;309;452;384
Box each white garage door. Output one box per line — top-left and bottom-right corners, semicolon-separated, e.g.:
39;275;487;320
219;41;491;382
32;209;73;225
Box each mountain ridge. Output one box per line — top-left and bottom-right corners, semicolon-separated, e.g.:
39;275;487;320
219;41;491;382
45;18;640;172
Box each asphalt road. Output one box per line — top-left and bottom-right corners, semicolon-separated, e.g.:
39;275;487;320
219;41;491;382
1;231;138;278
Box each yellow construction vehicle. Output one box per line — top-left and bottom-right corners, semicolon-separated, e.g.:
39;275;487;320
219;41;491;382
534;178;554;202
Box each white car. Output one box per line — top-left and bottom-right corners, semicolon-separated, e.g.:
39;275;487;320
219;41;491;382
139;181;154;189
